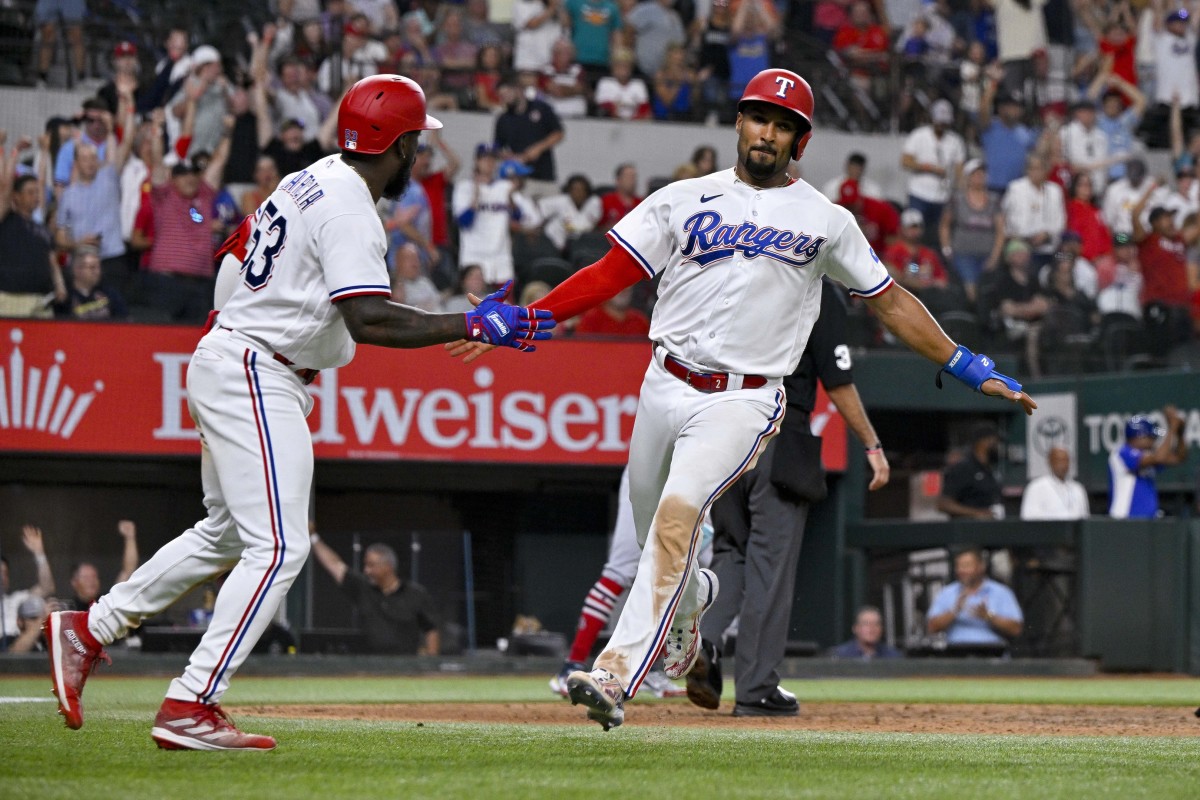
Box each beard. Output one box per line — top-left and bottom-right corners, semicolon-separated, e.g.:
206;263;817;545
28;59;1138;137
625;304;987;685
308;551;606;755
741;146;780;182
382;158;414;201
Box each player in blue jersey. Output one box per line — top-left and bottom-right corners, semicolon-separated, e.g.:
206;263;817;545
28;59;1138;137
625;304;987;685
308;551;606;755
1108;408;1189;519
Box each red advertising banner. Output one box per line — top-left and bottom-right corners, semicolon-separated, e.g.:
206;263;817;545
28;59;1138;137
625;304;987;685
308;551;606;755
0;320;847;470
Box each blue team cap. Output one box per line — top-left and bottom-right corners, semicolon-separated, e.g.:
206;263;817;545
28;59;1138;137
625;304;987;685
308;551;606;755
498;159;533;179
1125;415;1164;440
1166;8;1189;23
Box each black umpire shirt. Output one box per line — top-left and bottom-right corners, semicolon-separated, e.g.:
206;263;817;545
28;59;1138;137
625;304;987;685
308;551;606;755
340;571;440;655
782;278;855;432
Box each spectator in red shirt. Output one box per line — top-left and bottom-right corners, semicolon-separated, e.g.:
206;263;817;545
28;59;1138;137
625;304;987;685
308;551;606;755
599;163;641;230
884;208;950;296
574;287;651;337
1131;180;1199;354
1098;11;1138;90
413;130;461;287
832;0;890;120
837;179;899;255
139;114;232;323
1065;172;1114;264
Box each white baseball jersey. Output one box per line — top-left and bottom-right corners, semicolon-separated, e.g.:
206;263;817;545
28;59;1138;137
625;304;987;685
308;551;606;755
452;177;516;283
216;155;391;370
607;169;893;378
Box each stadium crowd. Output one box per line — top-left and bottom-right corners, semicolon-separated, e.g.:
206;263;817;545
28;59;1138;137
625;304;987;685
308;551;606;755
0;0;1199;375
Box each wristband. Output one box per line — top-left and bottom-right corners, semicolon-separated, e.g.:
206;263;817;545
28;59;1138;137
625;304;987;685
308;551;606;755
936;344;1022;394
310;533;320;545
34;554;47;564
865;442;883;454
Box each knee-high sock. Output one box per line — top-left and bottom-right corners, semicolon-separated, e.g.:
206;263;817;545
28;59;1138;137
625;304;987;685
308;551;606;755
568;576;626;663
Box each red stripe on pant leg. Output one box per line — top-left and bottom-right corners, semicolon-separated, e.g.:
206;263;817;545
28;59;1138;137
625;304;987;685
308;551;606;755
198;350;282;701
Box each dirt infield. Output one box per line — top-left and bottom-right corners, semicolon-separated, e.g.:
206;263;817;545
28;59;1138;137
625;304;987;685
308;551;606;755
247;701;1200;737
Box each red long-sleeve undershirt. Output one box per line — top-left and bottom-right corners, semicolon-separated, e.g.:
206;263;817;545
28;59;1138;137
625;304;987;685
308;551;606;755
529;243;649;322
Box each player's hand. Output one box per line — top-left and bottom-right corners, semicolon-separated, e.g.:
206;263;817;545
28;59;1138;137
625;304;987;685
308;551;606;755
939;345;1037;416
22;525;45;555
445;339;495;363
866;449;890;491
980;378;1037;415
462;280;556;352
972;602;990;621
117;520;136;540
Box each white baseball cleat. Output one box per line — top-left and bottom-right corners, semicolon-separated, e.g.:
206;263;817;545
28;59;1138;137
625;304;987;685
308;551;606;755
640;669;688;699
663;568;719;679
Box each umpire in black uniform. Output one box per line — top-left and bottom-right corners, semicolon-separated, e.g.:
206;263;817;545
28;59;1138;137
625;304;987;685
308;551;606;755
689;278;890;716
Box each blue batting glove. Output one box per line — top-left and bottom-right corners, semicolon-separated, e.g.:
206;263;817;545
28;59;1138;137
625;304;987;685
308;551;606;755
464;280;557;351
936;345;1023;393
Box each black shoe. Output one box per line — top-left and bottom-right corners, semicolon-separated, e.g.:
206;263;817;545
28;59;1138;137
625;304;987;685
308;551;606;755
685;638;722;710
733;686;799;717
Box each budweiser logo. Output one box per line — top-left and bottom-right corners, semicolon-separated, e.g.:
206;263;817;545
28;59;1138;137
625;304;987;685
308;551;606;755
0;329;103;439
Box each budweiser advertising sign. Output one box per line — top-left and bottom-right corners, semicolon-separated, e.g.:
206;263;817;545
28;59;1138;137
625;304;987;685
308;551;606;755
0;320;846;469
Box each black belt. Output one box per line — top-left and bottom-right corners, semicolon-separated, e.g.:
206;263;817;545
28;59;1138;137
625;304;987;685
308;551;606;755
663;354;767;393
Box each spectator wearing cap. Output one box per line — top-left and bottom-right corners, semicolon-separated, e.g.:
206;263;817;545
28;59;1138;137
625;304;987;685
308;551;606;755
1152;9;1200;120
1131;177;1200;352
0;141;64;319
453;144;520;285
988;238;1053;376
54;245;128;321
837;178;899;256
884;209;950;297
901;99;966;243
256;108;326;178
317;14;388;97
33;0;87;86
139;113;232;323
1065;171;1114;267
539;173;601;252
168;45;231;160
938;423;1006;520
1109;408;1189;518
55;103;136;292
0;525;56;646
494;79;566;201
1002;154;1066;261
1090;72;1146;183
97;41;145;117
54;98;111;191
599;163;641;230
9;594;54;653
513;0;565;74
1097;232;1144;317
594;50;652;121
822;152;883;202
979;64;1040;194
1060;99;1114;192
940;159;1005;303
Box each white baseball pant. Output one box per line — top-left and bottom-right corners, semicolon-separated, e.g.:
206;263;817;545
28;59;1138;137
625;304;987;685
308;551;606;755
594;349;784;696
88;328;313;703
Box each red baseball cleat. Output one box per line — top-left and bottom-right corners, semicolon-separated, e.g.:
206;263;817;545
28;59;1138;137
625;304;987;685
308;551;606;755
151;699;277;751
45;610;111;730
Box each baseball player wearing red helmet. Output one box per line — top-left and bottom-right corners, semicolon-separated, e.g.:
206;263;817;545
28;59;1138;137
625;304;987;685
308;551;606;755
454;67;1036;730
44;75;555;751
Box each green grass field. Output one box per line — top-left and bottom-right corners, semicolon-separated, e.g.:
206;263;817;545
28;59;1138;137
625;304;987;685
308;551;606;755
3;675;1200;799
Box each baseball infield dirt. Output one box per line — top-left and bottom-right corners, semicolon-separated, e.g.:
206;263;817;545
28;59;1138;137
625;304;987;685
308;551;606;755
247;701;1200;736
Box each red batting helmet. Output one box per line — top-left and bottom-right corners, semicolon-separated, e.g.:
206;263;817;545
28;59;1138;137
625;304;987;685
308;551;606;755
737;68;815;160
337;74;442;155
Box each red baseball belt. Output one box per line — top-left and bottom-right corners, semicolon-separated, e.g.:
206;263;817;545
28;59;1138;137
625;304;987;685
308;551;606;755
662;354;767;393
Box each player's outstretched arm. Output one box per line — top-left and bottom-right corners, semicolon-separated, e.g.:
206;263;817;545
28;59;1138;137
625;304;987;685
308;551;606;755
340;281;554;351
864;284;1037;416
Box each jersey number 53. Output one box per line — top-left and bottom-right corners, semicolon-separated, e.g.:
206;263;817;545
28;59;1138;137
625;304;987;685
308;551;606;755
240;200;289;291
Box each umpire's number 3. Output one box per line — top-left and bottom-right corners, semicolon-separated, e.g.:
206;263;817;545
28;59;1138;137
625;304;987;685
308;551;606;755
241;200;289;291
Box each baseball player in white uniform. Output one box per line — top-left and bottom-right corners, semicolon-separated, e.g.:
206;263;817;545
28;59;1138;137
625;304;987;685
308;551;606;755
44;75;555;751
455;67;1037;730
549;465;712;699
